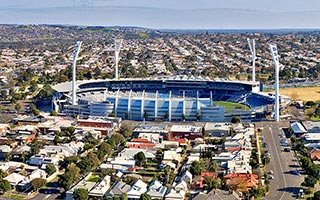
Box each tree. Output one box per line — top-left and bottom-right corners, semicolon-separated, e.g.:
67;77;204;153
203;176;221;190
77;158;92;173
30;139;41;155
65;126;76;135
30;104;40;115
15;103;21;113
30;178;47;191
0;90;7;100
97;142;112;160
314;190;320;200
108;134;124;147
108;111;116;117
231;116;241;124
191;160;205;175
134;152;146;167
122;193;128;200
119;123;133;138
73;188;88;200
50;110;58;116
210;160;219;172
58;163;80;190
228;177;247;191
139;193;152;200
164;112;169;120
45;164;56;176
0;179;11;194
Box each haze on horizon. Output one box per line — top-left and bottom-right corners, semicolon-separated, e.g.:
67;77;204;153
0;0;319;29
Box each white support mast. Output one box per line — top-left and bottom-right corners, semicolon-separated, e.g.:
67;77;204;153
247;38;256;82
114;38;123;79
72;41;82;105
269;44;280;122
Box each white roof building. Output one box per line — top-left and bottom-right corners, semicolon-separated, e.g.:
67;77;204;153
163;150;181;163
118;148;155;160
5;173;25;186
127;179;148;199
147;180;167;199
89;175;111;198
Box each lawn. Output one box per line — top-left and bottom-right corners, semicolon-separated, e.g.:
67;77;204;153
2;193;26;200
213;101;250;111
87;175;101;182
269;86;320;101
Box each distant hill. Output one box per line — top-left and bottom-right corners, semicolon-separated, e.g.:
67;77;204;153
0;6;319;29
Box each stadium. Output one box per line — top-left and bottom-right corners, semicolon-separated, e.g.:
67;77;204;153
51;40;285;122
52;75;275;122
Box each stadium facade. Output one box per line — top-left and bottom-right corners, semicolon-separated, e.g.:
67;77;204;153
52;76;274;122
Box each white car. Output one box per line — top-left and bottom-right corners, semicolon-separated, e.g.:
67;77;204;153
268;175;275;179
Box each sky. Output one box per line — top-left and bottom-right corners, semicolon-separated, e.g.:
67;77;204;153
0;0;319;29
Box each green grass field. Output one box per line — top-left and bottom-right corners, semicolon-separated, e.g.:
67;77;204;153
213;101;250;111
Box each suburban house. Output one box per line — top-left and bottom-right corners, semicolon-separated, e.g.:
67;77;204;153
204;122;231;137
106;181;131;198
224;173;258;192
193;172;215;189
66;173;97;200
309;148;320;161
127;179;148;199
146;180;167;199
179;170;193;184
168;125;203;140
4;172;26;187
88;175;111;199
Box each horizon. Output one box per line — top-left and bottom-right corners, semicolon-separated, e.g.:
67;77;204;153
0;0;319;29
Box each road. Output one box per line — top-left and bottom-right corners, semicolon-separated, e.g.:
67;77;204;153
31;182;63;200
256;121;304;200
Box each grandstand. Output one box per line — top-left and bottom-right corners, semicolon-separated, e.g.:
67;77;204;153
52;75;275;122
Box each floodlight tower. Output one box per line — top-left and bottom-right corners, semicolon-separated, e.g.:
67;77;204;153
269;44;280;122
114;38;123;79
247;38;256;82
72;41;82;105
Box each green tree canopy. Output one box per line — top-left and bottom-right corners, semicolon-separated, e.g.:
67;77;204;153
134;152;146;167
314;190;320;200
30;178;47;191
119;123;133;138
0;179;11;194
191;160;205;175
231;116;241;124
45;164;56;176
73;188;88;200
139;193;152;200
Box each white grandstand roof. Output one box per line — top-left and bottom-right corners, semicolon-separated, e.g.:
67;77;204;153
52;76;259;93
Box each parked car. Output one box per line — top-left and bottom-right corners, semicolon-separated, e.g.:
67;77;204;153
268;170;274;174
268;175;275;179
284;147;291;152
263;143;268;148
292;171;301;176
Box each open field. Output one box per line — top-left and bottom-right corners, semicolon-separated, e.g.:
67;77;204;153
269;86;320;102
213;101;250;110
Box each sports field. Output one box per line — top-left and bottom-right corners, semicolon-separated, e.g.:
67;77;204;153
270;86;320;102
213;101;250;110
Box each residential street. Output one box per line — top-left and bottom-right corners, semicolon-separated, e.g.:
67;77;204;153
256;122;304;200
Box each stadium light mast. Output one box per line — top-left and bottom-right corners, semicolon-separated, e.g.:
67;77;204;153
114;38;123;79
269;44;280;122
247;38;256;82
72;41;82;105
